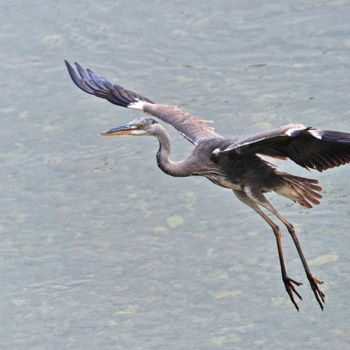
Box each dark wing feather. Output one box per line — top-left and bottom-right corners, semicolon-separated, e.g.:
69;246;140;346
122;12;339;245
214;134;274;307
222;124;350;172
65;61;223;144
65;60;153;107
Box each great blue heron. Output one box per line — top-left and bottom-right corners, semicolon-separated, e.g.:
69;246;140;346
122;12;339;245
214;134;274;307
65;60;350;311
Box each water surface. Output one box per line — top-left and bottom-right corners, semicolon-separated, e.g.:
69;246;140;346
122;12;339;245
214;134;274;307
1;1;350;349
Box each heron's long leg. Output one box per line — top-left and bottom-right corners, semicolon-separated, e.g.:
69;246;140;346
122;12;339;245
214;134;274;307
261;203;325;310
233;190;303;310
242;188;325;310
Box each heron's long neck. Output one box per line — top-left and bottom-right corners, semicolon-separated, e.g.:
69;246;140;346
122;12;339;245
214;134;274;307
155;129;191;177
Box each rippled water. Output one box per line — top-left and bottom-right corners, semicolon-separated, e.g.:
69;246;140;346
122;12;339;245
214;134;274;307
1;1;350;349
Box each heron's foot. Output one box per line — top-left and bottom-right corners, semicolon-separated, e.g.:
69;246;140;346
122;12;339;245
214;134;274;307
283;276;303;311
308;275;325;311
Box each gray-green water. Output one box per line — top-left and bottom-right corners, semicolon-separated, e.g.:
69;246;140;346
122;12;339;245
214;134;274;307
1;1;350;349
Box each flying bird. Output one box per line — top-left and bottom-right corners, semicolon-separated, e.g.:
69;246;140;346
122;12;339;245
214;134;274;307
65;60;350;311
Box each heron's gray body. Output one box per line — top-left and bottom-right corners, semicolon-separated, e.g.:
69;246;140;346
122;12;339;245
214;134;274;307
155;133;311;205
178;137;277;191
65;60;350;311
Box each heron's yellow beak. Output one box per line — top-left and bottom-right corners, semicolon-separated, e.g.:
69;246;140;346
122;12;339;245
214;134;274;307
100;124;136;136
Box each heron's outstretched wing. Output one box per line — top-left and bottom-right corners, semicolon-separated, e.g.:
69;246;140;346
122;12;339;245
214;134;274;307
222;123;350;171
65;61;223;144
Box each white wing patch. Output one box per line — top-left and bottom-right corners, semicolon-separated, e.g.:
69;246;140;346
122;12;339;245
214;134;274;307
128;100;145;111
307;129;322;140
284;124;306;136
212;148;221;156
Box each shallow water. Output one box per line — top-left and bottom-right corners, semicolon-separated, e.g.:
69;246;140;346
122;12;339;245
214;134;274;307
1;0;350;349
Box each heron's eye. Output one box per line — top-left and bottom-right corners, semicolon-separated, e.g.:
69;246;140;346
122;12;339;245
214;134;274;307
138;123;144;129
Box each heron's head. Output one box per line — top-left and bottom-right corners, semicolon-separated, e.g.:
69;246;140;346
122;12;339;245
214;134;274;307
101;117;159;137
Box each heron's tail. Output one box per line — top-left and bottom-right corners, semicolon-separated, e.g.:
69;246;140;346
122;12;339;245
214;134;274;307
275;172;322;208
